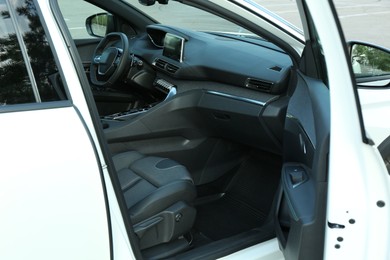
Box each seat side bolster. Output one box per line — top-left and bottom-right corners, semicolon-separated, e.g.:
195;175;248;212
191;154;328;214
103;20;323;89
112;151;144;171
129;181;196;224
130;156;193;186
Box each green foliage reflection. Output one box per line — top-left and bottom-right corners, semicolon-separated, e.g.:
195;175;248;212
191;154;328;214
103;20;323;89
351;44;390;78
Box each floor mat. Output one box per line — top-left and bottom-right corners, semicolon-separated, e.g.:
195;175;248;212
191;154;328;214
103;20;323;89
194;152;281;241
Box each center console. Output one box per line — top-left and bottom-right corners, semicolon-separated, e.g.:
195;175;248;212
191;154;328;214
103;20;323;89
101;78;177;122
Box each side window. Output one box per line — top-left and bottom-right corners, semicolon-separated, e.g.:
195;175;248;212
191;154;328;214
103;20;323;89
58;0;106;39
0;0;66;106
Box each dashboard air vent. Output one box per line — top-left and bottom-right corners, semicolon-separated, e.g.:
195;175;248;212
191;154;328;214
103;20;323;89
154;59;167;69
245;78;274;92
166;64;179;73
153;58;179;74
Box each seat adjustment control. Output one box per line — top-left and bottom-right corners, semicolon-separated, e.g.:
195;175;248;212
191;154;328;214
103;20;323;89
286;166;307;188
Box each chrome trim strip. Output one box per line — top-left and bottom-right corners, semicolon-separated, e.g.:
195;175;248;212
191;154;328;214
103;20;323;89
164;87;177;101
205;90;267;106
358;79;390;87
104;109;148;120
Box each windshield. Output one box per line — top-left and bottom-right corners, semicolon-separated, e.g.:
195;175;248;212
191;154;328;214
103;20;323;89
122;0;258;37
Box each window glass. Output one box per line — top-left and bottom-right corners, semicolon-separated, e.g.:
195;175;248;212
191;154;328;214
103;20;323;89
127;1;256;37
0;0;66;105
130;1;268;40
0;0;35;105
250;0;303;31
58;0;106;39
260;0;390;49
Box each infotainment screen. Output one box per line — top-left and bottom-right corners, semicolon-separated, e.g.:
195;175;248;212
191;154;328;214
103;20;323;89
163;33;184;62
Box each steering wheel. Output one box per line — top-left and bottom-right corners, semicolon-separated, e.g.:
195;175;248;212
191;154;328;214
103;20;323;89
90;32;130;87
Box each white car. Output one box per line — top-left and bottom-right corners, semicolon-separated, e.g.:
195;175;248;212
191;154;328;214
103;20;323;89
0;0;389;259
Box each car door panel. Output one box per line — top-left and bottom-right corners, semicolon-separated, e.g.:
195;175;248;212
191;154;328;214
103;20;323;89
276;71;330;260
0;106;111;260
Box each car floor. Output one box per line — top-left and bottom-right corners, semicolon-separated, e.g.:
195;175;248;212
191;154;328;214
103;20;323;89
190;150;282;248
140;149;282;259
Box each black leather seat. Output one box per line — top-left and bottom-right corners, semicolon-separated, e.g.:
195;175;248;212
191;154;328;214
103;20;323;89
113;151;197;249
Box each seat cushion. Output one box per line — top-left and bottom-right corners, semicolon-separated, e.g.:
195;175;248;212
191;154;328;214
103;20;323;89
113;151;196;224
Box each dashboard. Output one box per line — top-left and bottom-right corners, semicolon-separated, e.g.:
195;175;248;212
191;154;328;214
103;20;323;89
126;24;293;95
101;24;294;154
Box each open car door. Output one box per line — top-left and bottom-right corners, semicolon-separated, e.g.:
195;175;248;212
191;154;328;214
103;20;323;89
275;0;390;260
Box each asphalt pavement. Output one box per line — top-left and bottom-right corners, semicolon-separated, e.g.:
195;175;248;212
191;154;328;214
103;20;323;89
259;0;390;48
334;0;390;48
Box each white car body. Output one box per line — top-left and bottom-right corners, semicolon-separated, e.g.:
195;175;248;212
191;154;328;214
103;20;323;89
0;0;389;259
1;0;134;258
359;86;390;145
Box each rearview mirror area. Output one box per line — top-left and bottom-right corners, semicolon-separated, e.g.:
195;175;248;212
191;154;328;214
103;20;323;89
350;42;390;79
138;0;168;6
86;13;114;38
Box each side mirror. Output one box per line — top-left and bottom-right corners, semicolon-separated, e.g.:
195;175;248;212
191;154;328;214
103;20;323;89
349;42;390;85
86;13;114;38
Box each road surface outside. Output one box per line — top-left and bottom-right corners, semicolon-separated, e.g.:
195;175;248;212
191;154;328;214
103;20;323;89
260;0;390;49
59;0;390;49
334;0;390;48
